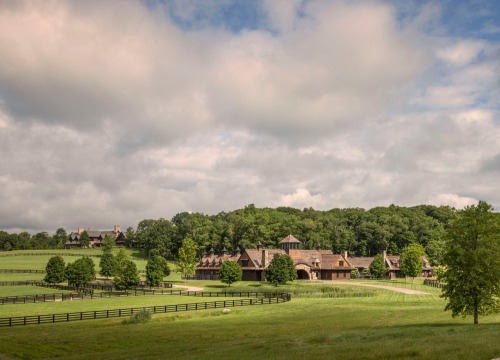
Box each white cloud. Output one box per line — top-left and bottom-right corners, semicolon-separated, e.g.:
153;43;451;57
427;193;478;209
0;0;499;233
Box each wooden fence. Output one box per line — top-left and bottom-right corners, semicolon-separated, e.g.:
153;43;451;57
423;279;445;288
0;292;291;327
0;269;45;274
183;274;219;280
0;289;288;305
0;253;102;258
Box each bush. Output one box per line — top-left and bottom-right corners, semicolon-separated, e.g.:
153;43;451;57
122;309;152;324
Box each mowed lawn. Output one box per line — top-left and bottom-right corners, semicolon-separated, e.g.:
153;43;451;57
0;251;499;359
0;292;498;360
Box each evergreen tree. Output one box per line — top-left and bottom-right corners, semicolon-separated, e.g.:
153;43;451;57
218;260;242;287
441;201;500;324
265;254;297;286
44;255;66;284
369;254;388;279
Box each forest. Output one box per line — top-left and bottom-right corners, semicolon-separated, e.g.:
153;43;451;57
0;204;464;266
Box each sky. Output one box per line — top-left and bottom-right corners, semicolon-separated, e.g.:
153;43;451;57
0;0;499;234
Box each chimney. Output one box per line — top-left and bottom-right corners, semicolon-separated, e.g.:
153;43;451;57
78;227;84;234
316;244;322;251
257;241;263;251
221;247;227;255
344;251;348;259
234;246;241;256
261;250;268;268
383;250;387;258
209;247;215;256
114;225;121;233
88;227;93;232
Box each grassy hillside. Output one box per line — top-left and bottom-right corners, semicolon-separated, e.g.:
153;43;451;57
0;252;498;360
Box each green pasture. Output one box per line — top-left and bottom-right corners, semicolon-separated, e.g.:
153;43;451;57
0;252;499;359
0;286;74;297
0;273;44;281
0;292;498;360
0;248;149;271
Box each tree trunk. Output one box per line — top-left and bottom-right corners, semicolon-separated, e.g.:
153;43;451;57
474;297;479;325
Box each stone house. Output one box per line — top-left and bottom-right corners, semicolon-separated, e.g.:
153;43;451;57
65;225;125;248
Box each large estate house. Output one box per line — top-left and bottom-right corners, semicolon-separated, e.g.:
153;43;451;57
65;225;125;248
196;235;353;281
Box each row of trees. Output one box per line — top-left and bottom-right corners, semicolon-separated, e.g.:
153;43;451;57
129;204;458;265
0;205;460;265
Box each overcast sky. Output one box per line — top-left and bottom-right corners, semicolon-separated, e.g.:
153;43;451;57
0;0;499;233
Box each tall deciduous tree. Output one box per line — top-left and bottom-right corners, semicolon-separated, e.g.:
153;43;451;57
102;235;115;253
44;255;66;284
218;260;242;287
146;249;170;287
400;243;425;282
265;254;297;286
176;237;198;277
99;252;116;278
79;230;90;248
369;254;388;279
114;259;140;290
66;257;95;291
441;201;500;324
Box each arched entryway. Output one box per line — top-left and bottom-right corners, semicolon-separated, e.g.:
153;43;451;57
297;269;310;280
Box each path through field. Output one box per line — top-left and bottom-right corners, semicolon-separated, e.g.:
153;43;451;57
172;284;204;292
318;281;430;295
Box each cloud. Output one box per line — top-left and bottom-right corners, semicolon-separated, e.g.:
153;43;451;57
0;0;498;233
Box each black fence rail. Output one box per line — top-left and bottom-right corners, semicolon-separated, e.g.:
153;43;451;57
0;280;44;287
0;269;45;274
0;252;102;258
423;279;445;288
0;292;291;327
0;289;287;305
183;274;219;280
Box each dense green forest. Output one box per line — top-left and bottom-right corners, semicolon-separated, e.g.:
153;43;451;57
0;204;464;266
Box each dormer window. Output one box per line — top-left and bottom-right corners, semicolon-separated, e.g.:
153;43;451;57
242;260;249;267
339;261;344;267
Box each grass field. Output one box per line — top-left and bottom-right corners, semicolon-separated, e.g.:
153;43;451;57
0;251;498;360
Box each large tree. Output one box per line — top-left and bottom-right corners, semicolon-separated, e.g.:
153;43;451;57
79;230;90;248
176;237;198;278
265;254;297;286
66;257;95;291
146;249;170;287
113;249;140;290
441;201;500;324
99;252;116;278
218;260;242;287
369;254;388;279
399;243;425;282
44;255;66;284
114;259;140;290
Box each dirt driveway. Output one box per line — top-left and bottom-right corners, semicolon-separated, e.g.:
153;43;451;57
318;281;430;295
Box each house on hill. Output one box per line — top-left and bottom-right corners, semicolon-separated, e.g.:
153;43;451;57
195;235;353;281
346;251;432;278
65;225;125;248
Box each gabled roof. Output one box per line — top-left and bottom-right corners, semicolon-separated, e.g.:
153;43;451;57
279;234;301;244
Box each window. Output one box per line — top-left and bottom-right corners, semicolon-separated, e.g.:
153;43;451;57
339;261;344;267
242;260;249;267
343;272;346;278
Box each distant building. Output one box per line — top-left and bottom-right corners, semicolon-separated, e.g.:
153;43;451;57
346;251;432;278
195;235;353;281
65;225;125;248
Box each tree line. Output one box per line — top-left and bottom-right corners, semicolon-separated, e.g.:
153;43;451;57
0;204;462;265
129;204;458;265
